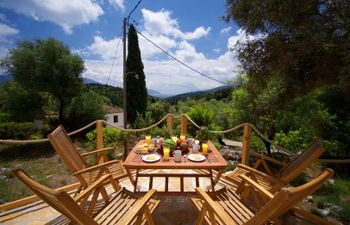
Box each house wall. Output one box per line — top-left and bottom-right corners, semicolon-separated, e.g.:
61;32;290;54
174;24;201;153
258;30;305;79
105;112;124;128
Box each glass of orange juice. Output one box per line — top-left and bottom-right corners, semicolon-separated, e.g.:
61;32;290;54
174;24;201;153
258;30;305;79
163;147;170;160
145;135;151;144
202;143;208;154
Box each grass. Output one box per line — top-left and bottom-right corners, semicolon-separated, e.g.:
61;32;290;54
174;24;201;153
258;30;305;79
0;139;128;204
313;177;350;224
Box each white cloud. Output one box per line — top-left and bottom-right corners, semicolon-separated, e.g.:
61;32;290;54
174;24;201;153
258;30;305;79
181;26;211;40
108;0;125;11
0;23;19;39
213;48;221;53
138;33;177;59
141;9;211;40
220;27;231;34
81;8;240;95
227;28;263;50
0;22;19;58
0;0;104;34
86;36;122;60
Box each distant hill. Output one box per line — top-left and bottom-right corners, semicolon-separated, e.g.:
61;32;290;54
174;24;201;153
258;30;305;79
83;77;100;84
165;84;235;103
86;83;123;107
148;89;171;99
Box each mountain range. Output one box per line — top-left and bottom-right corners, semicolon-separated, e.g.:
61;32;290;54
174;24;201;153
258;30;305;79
0;74;234;100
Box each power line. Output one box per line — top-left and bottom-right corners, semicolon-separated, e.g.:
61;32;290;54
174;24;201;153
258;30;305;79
127;0;143;22
105;30;122;86
135;29;227;85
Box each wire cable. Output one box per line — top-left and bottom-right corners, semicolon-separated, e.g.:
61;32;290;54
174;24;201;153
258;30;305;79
105;30;122;85
135;29;227;85
127;0;143;23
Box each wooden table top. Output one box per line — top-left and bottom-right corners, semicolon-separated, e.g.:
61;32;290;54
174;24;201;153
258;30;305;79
123;140;228;170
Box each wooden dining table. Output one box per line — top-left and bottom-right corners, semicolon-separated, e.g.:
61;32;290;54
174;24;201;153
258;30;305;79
123;140;228;193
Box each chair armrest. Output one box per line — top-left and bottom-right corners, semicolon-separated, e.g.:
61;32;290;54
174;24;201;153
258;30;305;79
238;174;274;200
250;152;287;167
195;187;238;225
73;174;112;202
80;147;114;157
117;189;157;225
73;159;127;179
237;164;278;183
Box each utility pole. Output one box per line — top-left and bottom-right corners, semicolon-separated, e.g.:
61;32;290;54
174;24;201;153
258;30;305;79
122;17;128;159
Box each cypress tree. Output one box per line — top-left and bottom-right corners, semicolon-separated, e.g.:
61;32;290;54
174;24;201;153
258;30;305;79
126;24;148;125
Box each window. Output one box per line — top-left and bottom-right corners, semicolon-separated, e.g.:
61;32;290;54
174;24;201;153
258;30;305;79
113;115;118;123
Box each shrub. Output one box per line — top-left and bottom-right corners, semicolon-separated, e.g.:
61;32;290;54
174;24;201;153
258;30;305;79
85;127;127;150
274;129;316;152
0;122;38;139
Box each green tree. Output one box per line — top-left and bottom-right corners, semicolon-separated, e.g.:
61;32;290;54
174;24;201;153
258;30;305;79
0;81;43;122
225;0;350;101
126;24;148;125
65;90;106;130
1;38;84;123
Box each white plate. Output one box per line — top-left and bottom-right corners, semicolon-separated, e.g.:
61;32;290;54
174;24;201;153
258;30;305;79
142;154;161;163
187;154;205;162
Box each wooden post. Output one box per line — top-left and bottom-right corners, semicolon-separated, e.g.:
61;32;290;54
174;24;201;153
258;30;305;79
241;124;251;165
181;114;187;136
96;120;107;163
167;114;174;136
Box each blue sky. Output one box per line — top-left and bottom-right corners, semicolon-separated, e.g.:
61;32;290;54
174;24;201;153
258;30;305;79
0;0;250;95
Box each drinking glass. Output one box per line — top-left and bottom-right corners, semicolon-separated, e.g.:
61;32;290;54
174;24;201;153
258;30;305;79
163;147;170;160
202;143;208;154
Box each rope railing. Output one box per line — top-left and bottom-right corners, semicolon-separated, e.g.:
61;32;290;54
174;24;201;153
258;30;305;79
184;114;294;156
0;120;99;145
1;113;349;164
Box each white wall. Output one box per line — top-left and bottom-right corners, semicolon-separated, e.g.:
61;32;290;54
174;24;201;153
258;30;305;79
105;112;124;128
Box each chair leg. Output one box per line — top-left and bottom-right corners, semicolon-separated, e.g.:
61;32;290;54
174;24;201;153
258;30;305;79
144;206;155;225
196;203;208;225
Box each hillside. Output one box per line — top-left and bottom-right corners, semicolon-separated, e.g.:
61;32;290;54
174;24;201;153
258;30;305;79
165;84;235;103
86;83;123;107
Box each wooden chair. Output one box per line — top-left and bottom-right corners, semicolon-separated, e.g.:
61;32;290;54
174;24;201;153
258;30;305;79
13;168;160;225
192;168;334;225
48;125;127;194
224;138;325;193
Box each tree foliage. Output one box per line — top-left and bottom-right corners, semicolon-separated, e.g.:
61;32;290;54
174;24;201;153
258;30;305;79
126;24;148;125
1;38;84;123
0;81;43;122
225;0;350;101
65;90;106;130
86;84;123;107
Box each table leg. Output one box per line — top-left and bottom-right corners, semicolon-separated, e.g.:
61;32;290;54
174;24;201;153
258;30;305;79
126;168;139;192
134;170;139;192
208;169;224;192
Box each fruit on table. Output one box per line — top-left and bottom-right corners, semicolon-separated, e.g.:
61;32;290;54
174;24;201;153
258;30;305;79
180;141;189;150
164;139;176;148
171;136;178;143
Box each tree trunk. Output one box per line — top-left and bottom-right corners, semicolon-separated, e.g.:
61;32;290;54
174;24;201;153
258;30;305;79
263;140;271;155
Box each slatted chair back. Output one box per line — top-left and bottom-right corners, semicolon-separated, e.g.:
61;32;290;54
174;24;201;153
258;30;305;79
195;169;333;225
276;138;325;184
48;125;87;173
13;169;97;225
270;168;333;220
